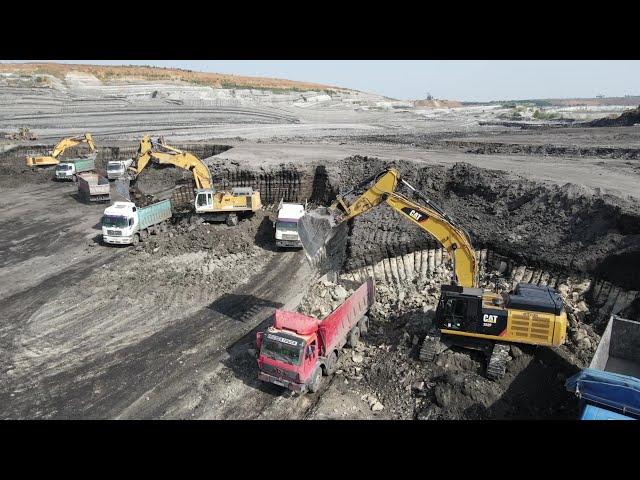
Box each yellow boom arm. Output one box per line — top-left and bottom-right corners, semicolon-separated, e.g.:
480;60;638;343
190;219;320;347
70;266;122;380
26;133;96;167
132;135;213;190
328;168;478;288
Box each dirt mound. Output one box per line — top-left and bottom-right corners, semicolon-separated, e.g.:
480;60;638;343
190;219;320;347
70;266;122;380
588;105;640;127
135;209;275;257
335;158;640;291
301;260;596;419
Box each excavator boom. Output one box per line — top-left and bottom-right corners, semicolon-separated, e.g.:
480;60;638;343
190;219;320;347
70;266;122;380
26;133;96;167
131;135;213;190
298;168;478;287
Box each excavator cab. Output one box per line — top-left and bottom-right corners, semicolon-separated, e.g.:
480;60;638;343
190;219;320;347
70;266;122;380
435;286;484;333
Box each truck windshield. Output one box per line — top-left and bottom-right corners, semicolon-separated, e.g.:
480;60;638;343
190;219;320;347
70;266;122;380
276;221;298;232
102;215;128;228
261;334;303;365
57;164;72;171
107;164;122;171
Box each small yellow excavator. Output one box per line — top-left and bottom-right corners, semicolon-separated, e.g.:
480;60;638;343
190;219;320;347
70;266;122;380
299;167;567;379
131;136;262;226
25;133;96;167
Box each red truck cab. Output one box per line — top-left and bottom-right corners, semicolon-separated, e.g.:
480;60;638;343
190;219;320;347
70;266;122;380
256;277;375;393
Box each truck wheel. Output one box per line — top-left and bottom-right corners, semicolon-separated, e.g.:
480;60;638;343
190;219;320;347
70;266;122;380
348;327;361;348
308;367;322;393
226;214;239;227
325;351;338;376
132;233;140;246
358;316;369;337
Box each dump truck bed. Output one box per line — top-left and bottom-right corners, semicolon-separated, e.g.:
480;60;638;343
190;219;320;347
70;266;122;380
566;315;640;419
318;277;375;354
138;199;172;230
77;173;110;202
69;155;97;173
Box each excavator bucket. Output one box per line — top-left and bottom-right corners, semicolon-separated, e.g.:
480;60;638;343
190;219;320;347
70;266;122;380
298;207;349;276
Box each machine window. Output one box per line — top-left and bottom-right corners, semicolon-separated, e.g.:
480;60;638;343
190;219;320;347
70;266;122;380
443;298;466;329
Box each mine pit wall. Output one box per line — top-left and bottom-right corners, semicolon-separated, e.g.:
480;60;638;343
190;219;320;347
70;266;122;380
204;161;338;206
341;247;640;328
323;155;640;329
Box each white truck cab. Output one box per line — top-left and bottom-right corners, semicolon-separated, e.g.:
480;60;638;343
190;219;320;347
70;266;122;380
106;159;134;180
55;162;76;180
275;202;305;248
102;201;138;245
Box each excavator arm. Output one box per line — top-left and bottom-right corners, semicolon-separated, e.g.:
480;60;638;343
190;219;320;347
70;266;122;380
299;168;478;288
131;135;213;189
26;133;96;167
51;133;96;158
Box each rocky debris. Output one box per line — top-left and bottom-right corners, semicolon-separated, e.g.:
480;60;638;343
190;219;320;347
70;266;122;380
298;248;595;419
361;394;384;412
297;279;355;319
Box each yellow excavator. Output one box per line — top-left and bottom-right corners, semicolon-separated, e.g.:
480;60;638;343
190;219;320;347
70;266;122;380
25;133;96;167
298;167;567;379
131;135;262;226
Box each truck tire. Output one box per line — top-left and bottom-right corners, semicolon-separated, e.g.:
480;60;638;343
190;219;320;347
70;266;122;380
325;351;338;376
226;214;239;227
308;367;322;393
358;316;369;337
347;326;361;348
132;233;140;246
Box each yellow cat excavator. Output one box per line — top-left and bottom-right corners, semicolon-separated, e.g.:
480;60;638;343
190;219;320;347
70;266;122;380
298;167;567;379
131;136;261;226
26;133;96;167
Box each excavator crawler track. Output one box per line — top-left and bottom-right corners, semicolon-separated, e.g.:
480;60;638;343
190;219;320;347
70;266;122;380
486;343;510;380
419;332;445;362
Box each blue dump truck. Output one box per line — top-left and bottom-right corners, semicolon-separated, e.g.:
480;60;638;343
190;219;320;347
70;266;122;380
566;315;640;420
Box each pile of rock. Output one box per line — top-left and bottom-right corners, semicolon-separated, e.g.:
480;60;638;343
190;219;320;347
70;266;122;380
369;264;451;323
297;279;355;319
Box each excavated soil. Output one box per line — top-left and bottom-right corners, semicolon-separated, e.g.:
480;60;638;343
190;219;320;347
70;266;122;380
0;142;232;189
328;156;640;293
296;262;597;420
3;137;640;420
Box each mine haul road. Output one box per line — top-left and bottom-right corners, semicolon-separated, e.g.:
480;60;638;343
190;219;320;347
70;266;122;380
0;182;312;419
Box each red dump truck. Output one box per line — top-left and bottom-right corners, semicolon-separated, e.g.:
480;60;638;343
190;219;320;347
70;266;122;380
256;277;375;393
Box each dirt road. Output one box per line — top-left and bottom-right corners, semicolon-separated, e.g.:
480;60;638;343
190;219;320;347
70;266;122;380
0;180;315;419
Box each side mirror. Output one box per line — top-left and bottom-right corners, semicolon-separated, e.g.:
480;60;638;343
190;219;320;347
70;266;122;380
256;332;264;350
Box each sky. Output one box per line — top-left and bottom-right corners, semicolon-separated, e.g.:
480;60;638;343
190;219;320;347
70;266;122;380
5;60;640;102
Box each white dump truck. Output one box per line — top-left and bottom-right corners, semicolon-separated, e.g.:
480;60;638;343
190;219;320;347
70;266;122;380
55;156;97;181
275;202;305;248
106;158;134;180
102;200;172;246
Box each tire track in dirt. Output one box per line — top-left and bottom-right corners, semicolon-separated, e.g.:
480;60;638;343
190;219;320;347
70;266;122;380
0;250;308;419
